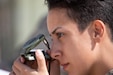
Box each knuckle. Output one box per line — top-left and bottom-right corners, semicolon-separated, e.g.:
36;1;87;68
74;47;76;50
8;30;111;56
13;61;16;66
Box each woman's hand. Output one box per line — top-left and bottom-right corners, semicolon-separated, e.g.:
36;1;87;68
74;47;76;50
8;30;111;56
9;49;61;75
9;50;49;75
47;50;60;75
50;60;60;75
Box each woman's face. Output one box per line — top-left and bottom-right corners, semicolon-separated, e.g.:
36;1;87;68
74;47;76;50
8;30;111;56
47;8;97;75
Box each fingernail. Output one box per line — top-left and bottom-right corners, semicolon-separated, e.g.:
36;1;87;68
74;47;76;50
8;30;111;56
36;50;42;56
20;57;24;63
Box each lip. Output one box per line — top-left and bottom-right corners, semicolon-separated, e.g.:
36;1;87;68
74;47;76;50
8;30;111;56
61;63;69;71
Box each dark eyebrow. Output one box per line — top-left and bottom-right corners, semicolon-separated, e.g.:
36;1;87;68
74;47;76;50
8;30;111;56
51;27;62;34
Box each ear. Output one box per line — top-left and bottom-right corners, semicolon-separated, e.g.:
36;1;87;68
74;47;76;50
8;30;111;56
91;20;105;42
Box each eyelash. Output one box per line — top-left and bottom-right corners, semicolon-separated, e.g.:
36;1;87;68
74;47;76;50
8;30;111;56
56;32;64;39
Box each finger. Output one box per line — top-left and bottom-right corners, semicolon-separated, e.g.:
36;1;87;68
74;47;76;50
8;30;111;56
46;50;51;54
9;71;15;75
35;50;47;72
50;60;60;75
14;56;33;72
12;65;20;75
20;56;25;63
46;50;53;59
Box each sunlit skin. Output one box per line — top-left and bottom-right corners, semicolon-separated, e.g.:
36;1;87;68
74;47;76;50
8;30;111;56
47;8;113;75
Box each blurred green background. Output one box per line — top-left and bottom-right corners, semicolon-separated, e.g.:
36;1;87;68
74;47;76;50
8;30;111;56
0;0;48;71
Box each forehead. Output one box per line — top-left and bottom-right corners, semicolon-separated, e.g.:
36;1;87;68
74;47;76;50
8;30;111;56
47;8;76;33
47;8;68;25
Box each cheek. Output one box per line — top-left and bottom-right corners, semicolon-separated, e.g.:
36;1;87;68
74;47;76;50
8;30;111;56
62;35;93;57
62;38;95;74
63;35;95;65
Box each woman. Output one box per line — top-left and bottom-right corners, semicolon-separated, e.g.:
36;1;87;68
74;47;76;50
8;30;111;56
10;0;113;75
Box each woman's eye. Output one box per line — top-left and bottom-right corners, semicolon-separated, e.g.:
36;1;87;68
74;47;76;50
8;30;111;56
56;32;64;39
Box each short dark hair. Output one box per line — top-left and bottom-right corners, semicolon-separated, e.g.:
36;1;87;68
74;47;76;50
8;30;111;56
45;0;113;41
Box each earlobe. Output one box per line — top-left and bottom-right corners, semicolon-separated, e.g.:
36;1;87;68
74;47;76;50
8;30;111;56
92;20;104;42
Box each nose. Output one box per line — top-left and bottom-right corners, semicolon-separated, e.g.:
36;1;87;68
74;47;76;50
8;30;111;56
50;42;62;59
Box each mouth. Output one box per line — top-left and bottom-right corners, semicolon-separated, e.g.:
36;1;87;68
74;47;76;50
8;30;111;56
61;63;69;71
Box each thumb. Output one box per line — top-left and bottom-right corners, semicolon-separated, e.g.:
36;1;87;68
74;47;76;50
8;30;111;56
35;50;48;72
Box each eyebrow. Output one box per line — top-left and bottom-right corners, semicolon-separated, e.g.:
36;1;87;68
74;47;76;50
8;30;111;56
51;27;62;35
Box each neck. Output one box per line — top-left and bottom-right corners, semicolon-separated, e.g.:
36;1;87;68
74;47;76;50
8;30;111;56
88;40;113;75
88;61;109;75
